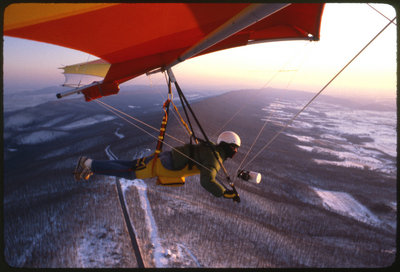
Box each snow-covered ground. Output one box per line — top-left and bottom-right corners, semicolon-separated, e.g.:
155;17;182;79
4;89;396;268
114;128;125;139
104;145;168;267
76;222;126;268
4;112;39;129
119;178;203;267
14;213;58;266
263;98;397;176
102;144;201;268
16;130;70;145
4;113;117;145
311;187;382;226
120;178;169;267
60;115;116;130
41;115;75;128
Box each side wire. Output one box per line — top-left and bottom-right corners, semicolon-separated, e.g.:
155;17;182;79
147;71;189;142
95;99;185;145
241;16;397;170
212;42;312;139
91;97;227;181
235;109;275;175
234;42;313;175
367;3;397;25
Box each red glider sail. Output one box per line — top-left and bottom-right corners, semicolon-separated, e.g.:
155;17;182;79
4;3;324;101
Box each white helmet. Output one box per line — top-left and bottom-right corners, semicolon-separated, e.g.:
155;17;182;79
217;131;241;147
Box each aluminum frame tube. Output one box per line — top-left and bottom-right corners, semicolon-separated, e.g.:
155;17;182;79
166;3;291;69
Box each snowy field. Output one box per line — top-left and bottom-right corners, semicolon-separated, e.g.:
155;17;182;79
263;98;396;176
3;88;396;268
311;187;383;226
104;140;201;267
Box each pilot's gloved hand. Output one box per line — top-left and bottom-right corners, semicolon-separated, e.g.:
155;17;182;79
223;189;240;203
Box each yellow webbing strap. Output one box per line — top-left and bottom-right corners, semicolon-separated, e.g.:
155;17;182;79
171;100;198;144
151;78;174;176
152;99;170;175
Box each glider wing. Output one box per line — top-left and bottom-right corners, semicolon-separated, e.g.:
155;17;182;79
4;3;324;100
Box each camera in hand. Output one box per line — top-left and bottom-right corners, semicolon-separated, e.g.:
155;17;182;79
237;170;261;184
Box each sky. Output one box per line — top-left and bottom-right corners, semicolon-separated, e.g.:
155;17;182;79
3;3;398;101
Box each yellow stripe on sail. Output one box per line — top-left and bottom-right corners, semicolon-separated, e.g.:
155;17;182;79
4;3;117;31
60;59;111;78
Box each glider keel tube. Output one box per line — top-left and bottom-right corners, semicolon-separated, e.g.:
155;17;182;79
56;81;101;99
56;81;119;101
167;3;291;69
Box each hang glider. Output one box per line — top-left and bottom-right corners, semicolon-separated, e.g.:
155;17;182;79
4;3;324;101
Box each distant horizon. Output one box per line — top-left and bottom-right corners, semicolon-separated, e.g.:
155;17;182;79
3;81;396;98
3;80;397;102
3;82;396;113
5;79;395;100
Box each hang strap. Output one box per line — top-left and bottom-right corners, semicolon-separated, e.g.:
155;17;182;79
152;79;172;175
154;99;170;155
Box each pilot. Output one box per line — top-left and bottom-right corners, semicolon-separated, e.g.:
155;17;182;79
74;131;241;201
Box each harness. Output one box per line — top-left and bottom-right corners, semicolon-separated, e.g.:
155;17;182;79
144;69;237;196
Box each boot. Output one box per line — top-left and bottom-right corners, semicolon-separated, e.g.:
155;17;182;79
74;156;93;181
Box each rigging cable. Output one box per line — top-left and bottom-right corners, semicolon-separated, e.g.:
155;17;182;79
235;41;314;172
367;3;397;25
212;41;311;138
161;71;194;139
75;54;92;88
284;41;315;90
90;96;228;181
241;16;397;170
95;99;185;145
232;41;313;173
146;68;232;187
78;54;92;87
235;109;275;175
146;71;191;142
172;78;232;188
173;79;199;143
